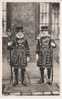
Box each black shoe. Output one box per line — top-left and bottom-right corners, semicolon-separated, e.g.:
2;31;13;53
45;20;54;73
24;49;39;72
47;81;52;85
22;82;27;86
13;81;18;86
38;79;44;84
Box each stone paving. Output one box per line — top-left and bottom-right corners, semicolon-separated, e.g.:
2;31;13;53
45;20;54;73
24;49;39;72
2;62;60;96
2;79;60;96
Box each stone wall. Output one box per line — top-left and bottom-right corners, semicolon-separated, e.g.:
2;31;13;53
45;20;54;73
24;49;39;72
7;3;39;62
2;37;11;79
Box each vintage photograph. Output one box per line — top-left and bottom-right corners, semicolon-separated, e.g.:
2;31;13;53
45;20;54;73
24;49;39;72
2;2;60;95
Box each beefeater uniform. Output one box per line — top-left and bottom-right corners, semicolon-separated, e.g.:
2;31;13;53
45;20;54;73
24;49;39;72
36;26;56;83
16;28;30;85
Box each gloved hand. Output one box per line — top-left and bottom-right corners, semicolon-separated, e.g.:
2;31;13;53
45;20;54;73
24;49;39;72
36;54;38;60
7;41;13;50
51;41;56;48
8;41;13;46
27;57;30;62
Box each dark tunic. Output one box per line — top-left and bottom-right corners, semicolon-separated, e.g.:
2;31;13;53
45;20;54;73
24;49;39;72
8;40;30;69
36;38;53;69
17;40;29;69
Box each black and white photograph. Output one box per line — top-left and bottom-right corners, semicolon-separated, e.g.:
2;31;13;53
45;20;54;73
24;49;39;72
2;1;60;96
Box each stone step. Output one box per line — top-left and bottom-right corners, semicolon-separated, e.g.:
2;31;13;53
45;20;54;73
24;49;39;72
3;82;59;96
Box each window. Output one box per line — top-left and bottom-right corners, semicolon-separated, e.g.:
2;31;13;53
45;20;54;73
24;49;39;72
40;3;59;39
40;3;49;30
51;3;59;39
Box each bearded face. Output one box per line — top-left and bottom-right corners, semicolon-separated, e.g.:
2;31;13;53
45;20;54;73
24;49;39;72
17;38;24;45
42;37;50;46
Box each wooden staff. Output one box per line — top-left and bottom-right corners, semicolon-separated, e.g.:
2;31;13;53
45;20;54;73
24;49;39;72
10;49;13;84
